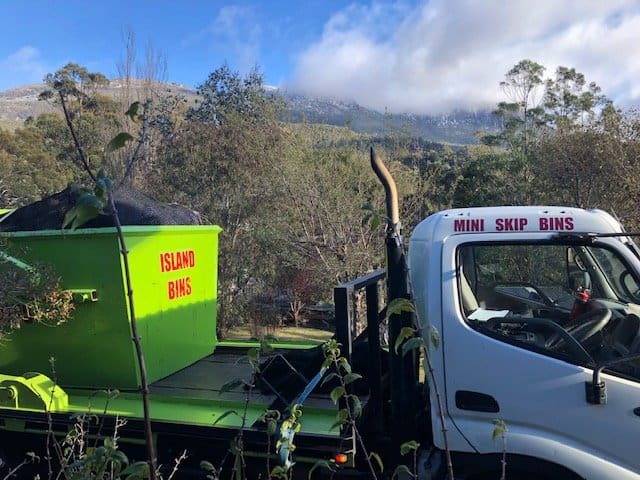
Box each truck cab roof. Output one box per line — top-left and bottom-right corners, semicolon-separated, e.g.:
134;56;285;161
411;206;625;243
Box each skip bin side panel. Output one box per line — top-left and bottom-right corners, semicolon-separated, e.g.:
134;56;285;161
0;230;138;388
122;225;220;384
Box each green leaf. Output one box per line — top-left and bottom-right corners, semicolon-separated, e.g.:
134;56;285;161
321;357;333;370
492;418;508;441
338;357;351;373
259;338;274;354
292;403;303;419
271;466;288;479
370;215;381;231
106;132;134;153
343;372;362;385
386;298;416;321
119;461;148;478
394;326;416;354
369;451;384;473
125;101;140;121
200;460;216;472
429;325;440;349
400;440;421;456
112;449;129;466
62;193;104;230
320;372;339;387
329;409;349;431
391;464;413;479
308;460;335;479
330;386;345;404
402;337;425;357
25;452;38;462
95;176;113;200
350;395;362;418
213;409;239;425
219;378;244;395
267;419;277;436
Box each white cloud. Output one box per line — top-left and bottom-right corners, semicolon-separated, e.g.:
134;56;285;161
1;46;48;88
290;0;640;114
188;5;263;77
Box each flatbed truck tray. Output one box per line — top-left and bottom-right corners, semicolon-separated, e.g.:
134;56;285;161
0;345;349;477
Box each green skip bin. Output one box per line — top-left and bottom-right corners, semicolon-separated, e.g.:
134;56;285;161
0;225;221;390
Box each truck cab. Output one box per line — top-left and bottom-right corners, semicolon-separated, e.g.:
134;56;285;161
409;206;640;479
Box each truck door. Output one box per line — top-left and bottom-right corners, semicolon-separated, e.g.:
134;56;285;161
440;235;640;477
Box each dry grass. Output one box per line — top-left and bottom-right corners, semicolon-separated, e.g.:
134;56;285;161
224;324;334;343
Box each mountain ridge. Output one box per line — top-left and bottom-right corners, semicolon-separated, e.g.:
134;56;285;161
0;81;499;144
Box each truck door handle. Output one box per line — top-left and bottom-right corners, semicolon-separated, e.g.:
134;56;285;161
633;407;640;417
455;390;500;413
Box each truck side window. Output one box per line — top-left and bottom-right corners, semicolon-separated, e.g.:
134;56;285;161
457;243;640;378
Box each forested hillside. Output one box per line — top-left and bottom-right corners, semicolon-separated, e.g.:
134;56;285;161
1;60;639;334
0;80;497;144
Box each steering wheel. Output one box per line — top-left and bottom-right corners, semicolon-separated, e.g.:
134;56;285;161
485;316;594;364
546;308;612;349
492;282;556;308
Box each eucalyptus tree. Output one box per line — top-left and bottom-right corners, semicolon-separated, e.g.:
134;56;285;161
483;59;546;154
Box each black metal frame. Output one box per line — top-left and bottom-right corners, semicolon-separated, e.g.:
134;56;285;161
333;268;386;455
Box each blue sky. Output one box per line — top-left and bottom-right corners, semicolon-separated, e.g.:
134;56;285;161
0;0;352;88
1;1;639;114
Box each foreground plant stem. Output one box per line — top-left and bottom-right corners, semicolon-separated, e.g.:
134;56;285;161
423;349;453;479
109;195;158;480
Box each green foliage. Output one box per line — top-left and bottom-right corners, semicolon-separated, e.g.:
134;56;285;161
330;386;345;404
259;409;281;437
392;464;414;479
51;413;152;480
41;62;109;101
492;419;508;441
386;298;416;321
200;460;220;480
394;326;416;354
307;459;336;479
362;202;386;231
452;152;535;207
392;439;421;479
330;408;349;432
343;372;362;385
106;132;134;153
275;404;303;471
0;122;76;205
429;325;440;349
400;440;421;456
62;170;113;229
543;66;609;126
188;64;282;126
0;255;74;339
402;337;425;357
369;451;384;473
125;101;140;122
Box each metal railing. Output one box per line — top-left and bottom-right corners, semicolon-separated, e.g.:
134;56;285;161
334;267;386;439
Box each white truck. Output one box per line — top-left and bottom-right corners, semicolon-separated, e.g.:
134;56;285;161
408;205;640;479
359;148;640;479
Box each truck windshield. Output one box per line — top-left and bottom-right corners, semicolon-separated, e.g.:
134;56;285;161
458;242;640;375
